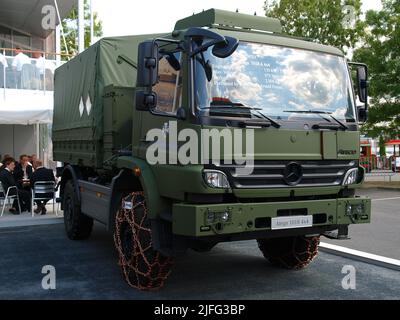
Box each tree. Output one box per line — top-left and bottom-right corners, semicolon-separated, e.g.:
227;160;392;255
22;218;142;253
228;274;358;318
61;0;103;59
264;0;365;53
353;0;400;144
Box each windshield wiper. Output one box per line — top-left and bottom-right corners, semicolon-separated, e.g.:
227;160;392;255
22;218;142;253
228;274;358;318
283;110;348;130
203;103;281;128
253;109;281;128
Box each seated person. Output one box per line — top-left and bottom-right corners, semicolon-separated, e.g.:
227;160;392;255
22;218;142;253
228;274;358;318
0;154;12;171
0;157;31;214
14;154;33;190
30;160;56;215
30;154;37;169
2;154;11;163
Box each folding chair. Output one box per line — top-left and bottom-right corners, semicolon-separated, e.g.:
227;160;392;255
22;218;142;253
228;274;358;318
0;181;22;217
31;181;57;217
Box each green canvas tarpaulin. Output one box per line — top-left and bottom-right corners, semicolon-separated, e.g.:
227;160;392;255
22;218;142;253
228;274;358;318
52;34;163;166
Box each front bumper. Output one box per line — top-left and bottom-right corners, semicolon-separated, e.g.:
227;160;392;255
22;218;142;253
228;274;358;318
172;196;371;237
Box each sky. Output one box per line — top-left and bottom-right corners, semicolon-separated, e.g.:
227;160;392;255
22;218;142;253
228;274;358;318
92;0;383;38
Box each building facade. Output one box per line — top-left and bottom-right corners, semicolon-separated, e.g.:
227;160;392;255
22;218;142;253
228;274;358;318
0;0;76;165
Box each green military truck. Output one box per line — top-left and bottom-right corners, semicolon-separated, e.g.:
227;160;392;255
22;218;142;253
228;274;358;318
53;9;371;290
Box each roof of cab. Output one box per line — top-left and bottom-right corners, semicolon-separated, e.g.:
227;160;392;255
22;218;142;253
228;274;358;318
175;8;344;57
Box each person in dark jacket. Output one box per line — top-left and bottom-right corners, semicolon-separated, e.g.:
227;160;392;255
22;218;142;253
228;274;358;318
14;154;33;190
30;160;56;215
0;157;31;214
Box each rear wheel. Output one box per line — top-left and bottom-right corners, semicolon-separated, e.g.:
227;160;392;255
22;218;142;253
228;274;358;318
114;192;173;290
63;180;93;240
257;235;320;270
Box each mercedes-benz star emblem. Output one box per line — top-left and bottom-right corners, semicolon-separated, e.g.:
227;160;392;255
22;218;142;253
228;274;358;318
283;162;303;186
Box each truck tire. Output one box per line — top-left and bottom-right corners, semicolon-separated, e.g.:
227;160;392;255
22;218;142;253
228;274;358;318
257;235;320;270
114;192;173;290
63;180;93;240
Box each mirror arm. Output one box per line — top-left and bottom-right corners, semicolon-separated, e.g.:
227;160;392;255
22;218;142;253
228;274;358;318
188;39;222;57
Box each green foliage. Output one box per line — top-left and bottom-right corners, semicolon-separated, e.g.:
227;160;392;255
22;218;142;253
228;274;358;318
264;0;365;53
61;0;103;58
353;0;400;141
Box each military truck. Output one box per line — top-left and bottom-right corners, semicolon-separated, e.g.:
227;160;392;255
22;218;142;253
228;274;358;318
53;9;371;290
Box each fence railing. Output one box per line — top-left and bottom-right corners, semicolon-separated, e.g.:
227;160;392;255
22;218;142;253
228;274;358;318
360;156;400;173
0;49;66;94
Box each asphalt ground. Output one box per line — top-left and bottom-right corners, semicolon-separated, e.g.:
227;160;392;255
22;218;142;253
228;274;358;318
324;189;400;260
0;221;399;300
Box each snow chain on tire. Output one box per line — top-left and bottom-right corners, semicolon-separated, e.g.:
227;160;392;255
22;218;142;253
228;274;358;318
114;192;173;290
257;235;320;270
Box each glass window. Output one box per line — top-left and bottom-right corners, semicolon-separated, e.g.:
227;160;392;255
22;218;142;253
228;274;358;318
12;30;31;56
195;42;356;122
0;26;12;51
31;37;44;53
153;52;182;114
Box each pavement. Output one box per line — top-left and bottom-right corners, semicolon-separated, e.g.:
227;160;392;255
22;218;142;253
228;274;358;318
0;203;62;229
0;188;399;300
324;189;400;260
0;224;399;299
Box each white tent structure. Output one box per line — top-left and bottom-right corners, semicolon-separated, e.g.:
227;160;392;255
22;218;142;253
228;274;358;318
0;91;53;125
0;90;53;160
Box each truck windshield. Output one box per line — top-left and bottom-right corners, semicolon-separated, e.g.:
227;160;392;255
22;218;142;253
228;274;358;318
194;42;356;122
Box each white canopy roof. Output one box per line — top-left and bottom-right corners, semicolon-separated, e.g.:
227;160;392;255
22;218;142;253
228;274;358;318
0;90;53;125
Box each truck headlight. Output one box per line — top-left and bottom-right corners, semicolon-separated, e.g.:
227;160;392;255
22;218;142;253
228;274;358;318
343;168;358;186
203;170;230;189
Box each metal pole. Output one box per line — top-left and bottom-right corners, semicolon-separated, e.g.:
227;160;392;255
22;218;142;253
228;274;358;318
53;0;70;57
78;0;85;53
36;123;40;160
43;55;46;94
2;49;5;100
90;0;94;45
55;25;61;63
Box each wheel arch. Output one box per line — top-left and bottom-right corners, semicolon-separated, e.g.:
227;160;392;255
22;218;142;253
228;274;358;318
108;156;169;230
107;168;142;231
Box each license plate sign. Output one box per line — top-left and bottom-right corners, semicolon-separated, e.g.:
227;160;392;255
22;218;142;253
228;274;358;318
271;215;313;230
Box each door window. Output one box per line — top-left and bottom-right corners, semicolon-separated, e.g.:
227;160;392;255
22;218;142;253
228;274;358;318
153;52;182;114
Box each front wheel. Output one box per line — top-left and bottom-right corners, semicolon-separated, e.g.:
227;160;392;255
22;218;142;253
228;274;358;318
257;235;320;270
114;192;173;290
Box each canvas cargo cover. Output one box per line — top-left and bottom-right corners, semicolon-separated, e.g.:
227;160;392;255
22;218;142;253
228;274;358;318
52;34;163;166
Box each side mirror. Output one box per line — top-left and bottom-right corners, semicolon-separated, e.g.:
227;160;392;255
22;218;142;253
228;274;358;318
357;65;368;103
357;106;368;123
349;62;369;123
135;91;157;111
137;40;159;87
212;36;239;58
136;40;159;111
185;27;239;58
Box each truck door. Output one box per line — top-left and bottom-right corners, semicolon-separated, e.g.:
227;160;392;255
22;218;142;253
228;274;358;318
136;51;183;162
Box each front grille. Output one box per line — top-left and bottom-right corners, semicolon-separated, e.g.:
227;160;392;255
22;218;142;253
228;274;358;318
208;160;356;189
